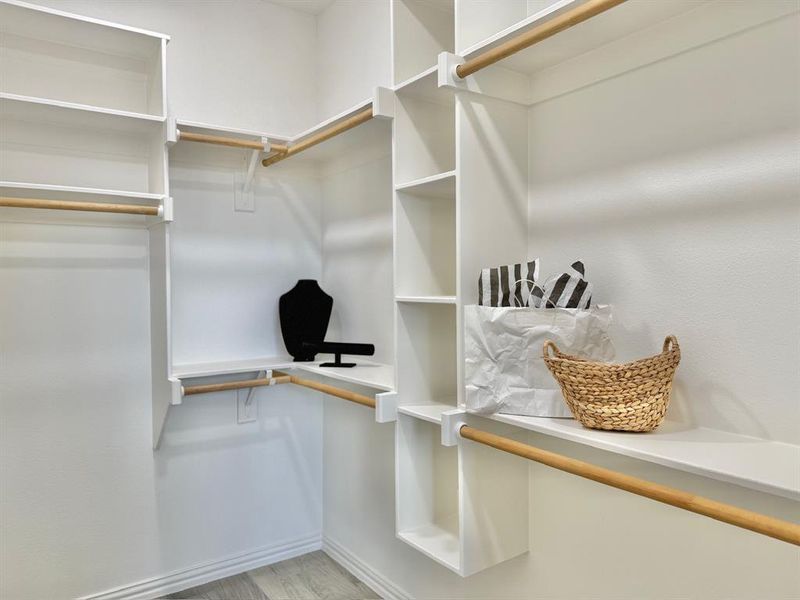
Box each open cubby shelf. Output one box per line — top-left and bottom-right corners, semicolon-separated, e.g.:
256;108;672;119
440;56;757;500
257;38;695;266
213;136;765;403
0;0;166;117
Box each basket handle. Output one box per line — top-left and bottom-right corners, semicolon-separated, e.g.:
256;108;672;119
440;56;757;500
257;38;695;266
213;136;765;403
543;340;561;358
663;335;679;353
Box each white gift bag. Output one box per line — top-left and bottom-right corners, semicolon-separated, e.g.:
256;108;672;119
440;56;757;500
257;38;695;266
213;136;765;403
464;304;614;417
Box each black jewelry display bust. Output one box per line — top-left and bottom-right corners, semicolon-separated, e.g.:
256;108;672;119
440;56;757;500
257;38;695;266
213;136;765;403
279;280;333;362
279;280;375;367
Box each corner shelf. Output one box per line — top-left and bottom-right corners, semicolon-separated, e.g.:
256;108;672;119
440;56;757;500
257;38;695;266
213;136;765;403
481;413;800;501
172;356;395;393
170;119;288;167
171;356;293;379
265;96;392;169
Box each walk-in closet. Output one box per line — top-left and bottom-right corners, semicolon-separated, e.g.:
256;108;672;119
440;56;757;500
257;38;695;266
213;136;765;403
2;1;798;599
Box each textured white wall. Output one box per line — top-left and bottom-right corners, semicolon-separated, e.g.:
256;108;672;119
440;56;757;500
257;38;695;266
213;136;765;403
319;144;395;366
315;0;392;120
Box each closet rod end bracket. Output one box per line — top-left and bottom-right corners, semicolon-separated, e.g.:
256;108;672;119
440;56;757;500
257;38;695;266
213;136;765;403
373;86;394;119
438;52;467;90
441;408;468;447
375;391;398;423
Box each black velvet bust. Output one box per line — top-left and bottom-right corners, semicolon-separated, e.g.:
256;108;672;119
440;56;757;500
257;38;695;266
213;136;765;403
279;280;333;362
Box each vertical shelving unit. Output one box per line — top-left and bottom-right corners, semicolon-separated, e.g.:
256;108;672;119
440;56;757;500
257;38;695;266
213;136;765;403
0;0;173;446
390;0;533;575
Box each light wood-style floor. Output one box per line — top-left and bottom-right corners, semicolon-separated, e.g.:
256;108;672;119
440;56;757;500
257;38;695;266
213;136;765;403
161;550;380;600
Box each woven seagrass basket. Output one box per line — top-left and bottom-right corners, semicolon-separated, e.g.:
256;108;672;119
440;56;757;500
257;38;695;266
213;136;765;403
543;336;681;432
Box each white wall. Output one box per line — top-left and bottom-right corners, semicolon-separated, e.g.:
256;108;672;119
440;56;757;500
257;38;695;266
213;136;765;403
1;2;325;599
319;145;395;366
0;220;324;599
315;0;392;120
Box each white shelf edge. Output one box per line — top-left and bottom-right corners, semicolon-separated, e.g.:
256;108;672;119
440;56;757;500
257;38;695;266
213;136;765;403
289;96;374;143
1;0;170;41
480;412;800;501
0;181;165;202
395;295;456;305
457;0;578;60
172;357;394;392
0;92;166;125
171;356;293;379
398;403;458;424
394;170;456;193
393;64;438;92
175;119;289;144
295;361;395;392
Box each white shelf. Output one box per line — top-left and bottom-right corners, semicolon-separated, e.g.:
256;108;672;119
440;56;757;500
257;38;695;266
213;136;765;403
397;519;460;573
171;356;293;379
0;93;165;134
396;295;456;305
482;413;800;501
176;119;287;144
296;360;395;392
398;402;457;424
172;356;394;393
0;0;168;53
264;97;391;168
395;170;455;199
0;181;164;204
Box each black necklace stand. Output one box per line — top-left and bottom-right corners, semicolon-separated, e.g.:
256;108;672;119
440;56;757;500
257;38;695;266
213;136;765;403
279;280;375;368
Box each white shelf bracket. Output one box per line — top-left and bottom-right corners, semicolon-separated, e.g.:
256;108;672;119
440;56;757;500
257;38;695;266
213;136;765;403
166;116;178;147
170;377;183;405
236;137;268;211
373;86;394;119
441;408;468;447
375;391;398;423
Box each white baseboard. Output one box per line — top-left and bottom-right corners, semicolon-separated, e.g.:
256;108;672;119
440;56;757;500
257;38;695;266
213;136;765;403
80;532;322;600
323;536;411;600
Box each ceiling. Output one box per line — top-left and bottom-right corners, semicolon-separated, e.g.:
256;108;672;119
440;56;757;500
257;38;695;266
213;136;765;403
267;0;335;15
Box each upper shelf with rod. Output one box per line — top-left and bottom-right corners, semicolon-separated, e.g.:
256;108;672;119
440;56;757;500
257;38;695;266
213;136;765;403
260;88;394;169
439;0;800;106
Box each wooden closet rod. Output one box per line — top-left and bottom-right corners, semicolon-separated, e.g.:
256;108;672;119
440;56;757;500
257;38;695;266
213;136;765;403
455;0;627;79
273;371;377;408
178;130;289;154
0;196;160;216
459;425;800;546
182;374;291;396
181;370;375;409
262;105;374;167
